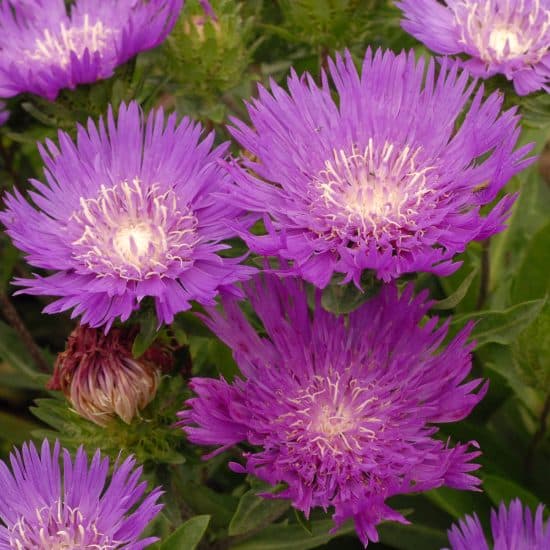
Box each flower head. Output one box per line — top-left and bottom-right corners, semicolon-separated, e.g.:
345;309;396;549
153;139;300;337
446;498;550;549
396;0;550;96
0;439;162;549
0;0;183;100
1;101;253;329
48;324;171;426
179;274;487;546
225;48;533;287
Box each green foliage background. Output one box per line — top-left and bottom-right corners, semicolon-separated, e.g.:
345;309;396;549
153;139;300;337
0;1;549;548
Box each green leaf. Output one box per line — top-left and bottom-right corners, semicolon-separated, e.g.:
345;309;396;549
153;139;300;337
132;313;159;358
425;487;487;520
450;299;545;348
180;482;238;528
511;221;550;303
293;508;313;535
160;515;210;550
0;320;46;381
0;411;40;445
229;490;291;536
377;522;448;550
432;267;478;310
230;519;354;550
483;474;543;512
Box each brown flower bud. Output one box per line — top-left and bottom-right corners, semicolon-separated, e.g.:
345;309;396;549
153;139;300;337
49;325;168;427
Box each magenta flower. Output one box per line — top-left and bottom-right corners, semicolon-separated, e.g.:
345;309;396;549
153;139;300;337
225;48;533;287
446;498;550;549
0;0;182;100
179;274;487;546
0;439;162;549
1;102;253;329
396;0;550;96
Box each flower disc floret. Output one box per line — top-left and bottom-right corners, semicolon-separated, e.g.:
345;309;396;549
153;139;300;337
0;0;183;100
1;101;253;329
396;0;550;95
225;48;533;287
0;439;162;550
445;498;550;549
179;274;487;546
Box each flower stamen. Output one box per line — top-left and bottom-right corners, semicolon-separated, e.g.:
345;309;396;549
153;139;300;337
27;14;114;68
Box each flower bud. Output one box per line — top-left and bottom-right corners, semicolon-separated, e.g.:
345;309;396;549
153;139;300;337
49;326;168;426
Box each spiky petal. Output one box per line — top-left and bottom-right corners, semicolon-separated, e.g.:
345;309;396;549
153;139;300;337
0;0;183;100
0;439;162;549
1;101;254;329
179;274;487;546
396;0;550;95
446;498;550;549
225;48;533;287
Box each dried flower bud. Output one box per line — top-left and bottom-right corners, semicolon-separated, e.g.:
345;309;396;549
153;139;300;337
49;325;168;426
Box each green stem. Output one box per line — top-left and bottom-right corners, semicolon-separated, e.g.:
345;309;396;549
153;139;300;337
0;292;50;374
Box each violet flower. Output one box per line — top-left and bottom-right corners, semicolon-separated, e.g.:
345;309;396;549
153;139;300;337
445;498;550;549
179;274;487;546
225;48;533;287
1;102;253;329
396;0;550;95
0;439;162;549
0;0;183;100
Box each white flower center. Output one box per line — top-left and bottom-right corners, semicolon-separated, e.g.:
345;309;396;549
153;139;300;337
308;140;436;242
488;26;524;58
70;178;200;281
283;374;381;456
27;14;113;67
113;222;157;264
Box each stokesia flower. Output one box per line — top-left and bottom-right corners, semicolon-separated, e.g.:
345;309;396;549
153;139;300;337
0;439;162;549
48;325;171;426
0;0;183;100
0;101;253;329
225;48;533;287
396;0;550;96
445;498;550;549
179;274;487;546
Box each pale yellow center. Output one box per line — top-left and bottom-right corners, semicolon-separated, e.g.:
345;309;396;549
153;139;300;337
488;26;525;58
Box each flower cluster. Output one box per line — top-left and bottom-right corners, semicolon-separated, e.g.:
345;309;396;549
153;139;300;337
446;499;550;549
180;274;487;545
225;48;532;286
0;2;539;545
396;0;550;96
0;439;162;549
1;101;253;329
0;0;183;100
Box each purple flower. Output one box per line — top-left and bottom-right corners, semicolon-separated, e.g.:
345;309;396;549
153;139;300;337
445;498;550;549
225;48;533;287
179;274;487;546
1;101;253;329
396;0;550;96
0;0;183;100
0;439;162;549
